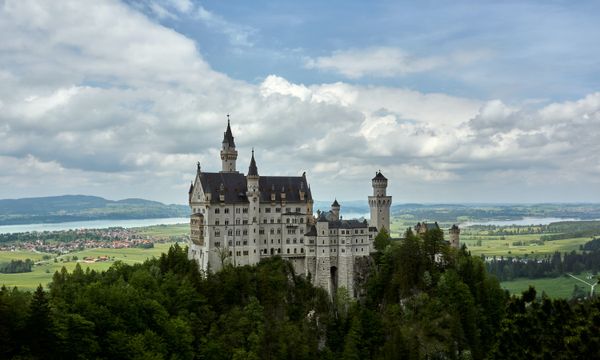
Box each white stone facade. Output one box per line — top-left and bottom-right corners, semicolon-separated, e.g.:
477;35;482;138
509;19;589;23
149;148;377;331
188;120;390;296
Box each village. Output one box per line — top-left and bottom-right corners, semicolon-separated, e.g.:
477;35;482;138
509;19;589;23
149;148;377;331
0;227;160;255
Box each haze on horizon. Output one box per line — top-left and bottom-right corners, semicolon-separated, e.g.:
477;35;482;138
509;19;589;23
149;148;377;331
1;0;599;205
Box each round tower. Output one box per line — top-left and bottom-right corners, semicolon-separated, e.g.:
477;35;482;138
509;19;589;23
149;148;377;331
449;224;460;248
220;116;238;172
246;149;260;265
368;171;392;232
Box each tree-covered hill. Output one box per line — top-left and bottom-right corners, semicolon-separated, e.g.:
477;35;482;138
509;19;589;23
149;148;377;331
0;195;189;225
1;237;599;359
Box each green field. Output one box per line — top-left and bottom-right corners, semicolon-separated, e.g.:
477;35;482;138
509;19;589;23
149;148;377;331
463;236;594;257
133;223;189;238
501;276;597;299
0;242;180;290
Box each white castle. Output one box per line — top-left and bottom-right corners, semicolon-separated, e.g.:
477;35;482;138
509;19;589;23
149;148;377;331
187;119;392;296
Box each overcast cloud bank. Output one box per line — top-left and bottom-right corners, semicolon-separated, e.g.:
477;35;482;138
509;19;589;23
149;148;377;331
0;0;599;204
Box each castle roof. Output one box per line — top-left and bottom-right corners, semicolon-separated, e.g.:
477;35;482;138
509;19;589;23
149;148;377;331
223;119;235;147
372;171;387;181
198;172;312;204
328;219;369;229
305;225;317;236
331;199;340;207
248;149;258;176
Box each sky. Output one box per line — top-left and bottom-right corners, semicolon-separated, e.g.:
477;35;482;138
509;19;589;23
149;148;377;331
0;0;599;204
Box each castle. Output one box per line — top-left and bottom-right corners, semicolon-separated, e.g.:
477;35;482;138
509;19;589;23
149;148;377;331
187;119;391;296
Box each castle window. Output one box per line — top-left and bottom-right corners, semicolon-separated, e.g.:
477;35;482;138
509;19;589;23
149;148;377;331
277;229;281;234
277;219;281;223
243;208;248;214
224;208;229;214
243;220;248;225
309;240;314;244
236;219;241;225
263;219;267;224
243;251;248;256
300;218;304;223
215;209;220;214
236;230;241;236
293;238;297;244
300;238;304;244
286;239;290;244
271;239;273;244
215;220;220;225
225;220;229;225
294;248;297;254
301;248;304;253
266;208;271;213
236;241;240;246
228;240;232;246
276;208;281;213
215;241;220;247
270;229;275;235
286;208;290;212
243;240;247;245
259;229;264;234
287;249;290;254
229;251;232;256
236;208;240;214
341;249;345;253
296;207;301;212
243;230;248;235
361;230;364;234
215;231;220;236
286;218;290;224
278;239;281;244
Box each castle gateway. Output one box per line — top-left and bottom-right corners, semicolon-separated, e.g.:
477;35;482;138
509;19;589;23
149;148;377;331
187;119;391;297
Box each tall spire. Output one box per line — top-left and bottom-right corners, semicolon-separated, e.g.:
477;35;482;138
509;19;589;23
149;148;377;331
223;115;235;147
248;148;258;176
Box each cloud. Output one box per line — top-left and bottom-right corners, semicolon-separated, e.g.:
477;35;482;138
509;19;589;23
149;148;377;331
305;47;490;79
195;5;256;47
0;1;598;203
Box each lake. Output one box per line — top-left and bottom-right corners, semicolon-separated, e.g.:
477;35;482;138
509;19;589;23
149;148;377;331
0;217;189;234
462;217;583;227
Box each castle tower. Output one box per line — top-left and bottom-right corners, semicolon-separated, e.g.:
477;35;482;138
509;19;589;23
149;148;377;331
246;149;260;264
331;199;340;221
220;116;238;172
449;224;460;248
368;171;392;232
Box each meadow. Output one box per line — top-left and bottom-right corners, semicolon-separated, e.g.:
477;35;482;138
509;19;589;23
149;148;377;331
500;276;597;299
0;242;178;290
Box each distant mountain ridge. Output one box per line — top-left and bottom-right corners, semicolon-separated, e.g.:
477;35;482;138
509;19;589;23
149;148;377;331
0;195;189;225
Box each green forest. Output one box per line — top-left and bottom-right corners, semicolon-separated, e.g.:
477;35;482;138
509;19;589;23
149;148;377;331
1;230;599;359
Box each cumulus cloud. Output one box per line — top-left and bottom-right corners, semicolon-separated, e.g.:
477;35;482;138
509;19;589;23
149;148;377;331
0;1;598;203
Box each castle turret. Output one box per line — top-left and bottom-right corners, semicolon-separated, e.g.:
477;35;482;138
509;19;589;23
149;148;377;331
331;199;340;221
368;171;392;232
449;224;460;248
220;116;238;172
246;149;260;264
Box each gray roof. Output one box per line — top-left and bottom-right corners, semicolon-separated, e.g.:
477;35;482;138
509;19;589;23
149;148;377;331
248;150;258;176
198;172;312;204
223;120;235;147
331;199;340;207
328;219;369;229
305;225;317;236
372;171;387;181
